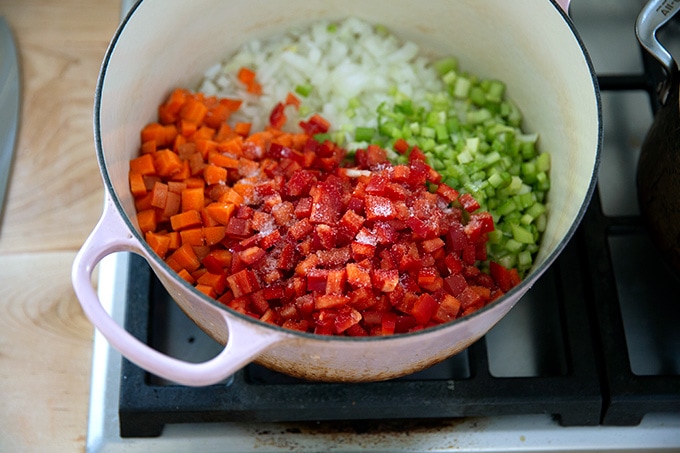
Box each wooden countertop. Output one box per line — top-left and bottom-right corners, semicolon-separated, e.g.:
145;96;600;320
0;1;120;451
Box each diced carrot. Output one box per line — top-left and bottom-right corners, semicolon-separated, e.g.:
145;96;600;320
130;153;156;176
188;152;207;176
204;164;227;185
214;123;235;143
183;177;206;189
195;139;218;158
203;225;226;246
158;88;190;124
166;231;181;250
181;187;205;212
141;123;167;146
179;98;208;125
134;192;154;211
180;228;205;246
205;202;236;226
129;171;147;197
168;243;201;272
145;231;171;259
208;151;239;169
169;159;191;181
170;209;202;231
236;67;262;94
137;209;157;233
179;119;197;137
141;140;157;155
204;102;233;130
193;125;216;141
173;131;186;153
195;284;217;299
218;188;244;206
247;80;262;95
237;157;260;177
223;98;242;112
237;67;256;85
197;272;227;294
168;181;187;193
285;92;301;109
154;149;183;177
232;181;255;200
217;136;243;156
234;122;251;137
143;175;161;191
150;181;169;209
176;268;195;284
162;191;181;219
177;142;196;159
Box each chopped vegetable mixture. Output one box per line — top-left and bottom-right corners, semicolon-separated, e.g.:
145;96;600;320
130;88;520;335
129;18;549;336
200;17;550;274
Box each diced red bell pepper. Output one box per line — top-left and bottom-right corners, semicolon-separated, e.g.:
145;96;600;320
411;293;438;325
269;102;287;129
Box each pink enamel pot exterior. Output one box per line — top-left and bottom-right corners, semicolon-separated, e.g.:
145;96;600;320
72;0;600;386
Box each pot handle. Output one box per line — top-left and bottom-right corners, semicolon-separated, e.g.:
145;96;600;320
636;0;680;105
554;0;571;15
71;194;283;386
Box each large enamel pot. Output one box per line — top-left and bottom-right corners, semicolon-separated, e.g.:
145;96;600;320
72;0;600;386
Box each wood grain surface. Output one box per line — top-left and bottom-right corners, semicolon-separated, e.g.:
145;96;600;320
0;1;120;451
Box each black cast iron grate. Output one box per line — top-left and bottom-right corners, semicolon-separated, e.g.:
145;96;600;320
118;55;680;439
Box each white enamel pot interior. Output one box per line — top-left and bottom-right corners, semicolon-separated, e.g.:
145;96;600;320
72;0;600;385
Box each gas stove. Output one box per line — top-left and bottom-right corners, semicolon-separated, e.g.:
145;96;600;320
86;1;680;451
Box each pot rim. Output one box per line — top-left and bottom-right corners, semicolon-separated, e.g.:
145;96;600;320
93;0;602;344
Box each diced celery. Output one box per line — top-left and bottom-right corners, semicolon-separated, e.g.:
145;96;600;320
298;105;311;117
457;149;474;164
520;214;534;225
442;70;457;85
470;86;486;106
295;84;313;97
466;137;480;154
453;76;471;98
511;224;534;244
535;213;547;232
467;109;492;124
536;171;550;191
526;202;546;218
518;250;533;269
434;57;458;76
504;238;523;253
536;152;551;172
498;254;517;269
420;126;436;139
486;80;506;104
435;124;449;142
497;199;516;216
355;127;375;142
487;229;504;244
488;172;505;189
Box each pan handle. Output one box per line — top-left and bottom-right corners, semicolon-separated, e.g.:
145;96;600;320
71;194;283;386
636;0;680;105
